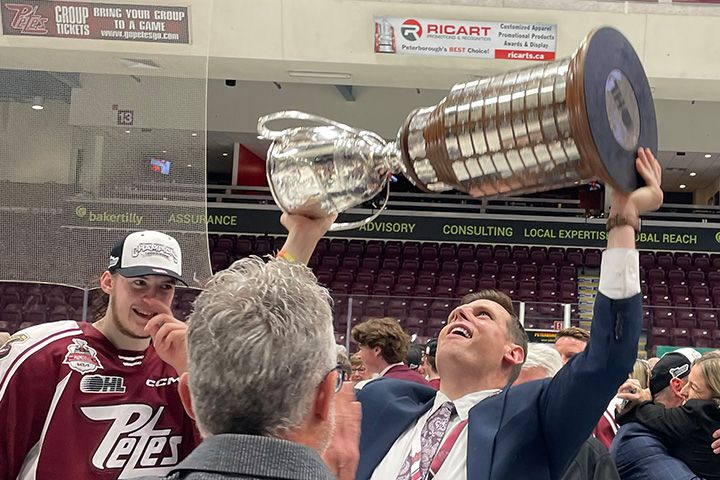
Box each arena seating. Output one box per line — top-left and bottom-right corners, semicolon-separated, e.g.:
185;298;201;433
1;234;718;353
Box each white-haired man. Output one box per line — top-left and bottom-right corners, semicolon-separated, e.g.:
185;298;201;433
515;342;563;384
136;215;360;480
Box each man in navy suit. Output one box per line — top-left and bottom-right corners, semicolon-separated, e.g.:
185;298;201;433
352;148;663;480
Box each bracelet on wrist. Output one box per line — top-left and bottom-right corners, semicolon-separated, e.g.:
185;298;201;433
606;215;641;233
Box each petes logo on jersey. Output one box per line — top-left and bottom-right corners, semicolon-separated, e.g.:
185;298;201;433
81;404;182;478
63;339;103;374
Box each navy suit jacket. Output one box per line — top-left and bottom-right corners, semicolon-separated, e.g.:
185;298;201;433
611;423;699;480
356;293;642;480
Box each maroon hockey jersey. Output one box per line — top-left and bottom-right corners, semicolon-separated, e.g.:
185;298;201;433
0;320;201;479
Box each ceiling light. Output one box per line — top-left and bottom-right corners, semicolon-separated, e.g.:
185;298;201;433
689;172;697;177
31;96;44;110
222;152;228;157
162;150;167;153
191;132;198;137
287;70;352;79
705;154;712;158
679;184;686;189
124;130;131;134
187;164;192;167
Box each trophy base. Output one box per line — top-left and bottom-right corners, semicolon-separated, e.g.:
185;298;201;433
569;26;658;192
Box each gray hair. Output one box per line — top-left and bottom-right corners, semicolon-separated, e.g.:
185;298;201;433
523;343;563;378
186;256;336;437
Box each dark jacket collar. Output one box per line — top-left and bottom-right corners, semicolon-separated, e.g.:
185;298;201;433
167;434;336;480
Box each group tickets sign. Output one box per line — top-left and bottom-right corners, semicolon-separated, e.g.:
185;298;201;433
374;16;556;61
1;0;189;44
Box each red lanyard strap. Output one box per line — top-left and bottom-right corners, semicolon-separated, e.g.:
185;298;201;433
428;418;468;478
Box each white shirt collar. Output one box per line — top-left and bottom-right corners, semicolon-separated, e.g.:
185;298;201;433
433;388;502;420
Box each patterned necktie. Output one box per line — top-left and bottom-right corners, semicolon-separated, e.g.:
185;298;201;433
396;401;456;480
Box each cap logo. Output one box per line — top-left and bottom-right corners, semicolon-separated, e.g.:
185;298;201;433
132;242;179;264
669;364;690;379
108;255;119;268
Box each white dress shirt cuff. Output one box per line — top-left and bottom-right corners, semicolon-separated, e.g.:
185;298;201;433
598;248;640;300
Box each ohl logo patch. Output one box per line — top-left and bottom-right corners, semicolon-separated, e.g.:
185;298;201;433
401;19;422;42
81;375;127;394
63;339;104;374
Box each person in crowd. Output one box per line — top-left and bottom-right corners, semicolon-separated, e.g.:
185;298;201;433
630;359;651;389
515;343;620;480
616;350;720;480
350;353;371;383
406;343;423;372
351;317;429;387
140;213;361;480
337;345;352;381
515;342;563;385
611;348;703;480
554;326;619;448
422;338;441;390
0;230;200;479
555;326;590;364
306;147;660;480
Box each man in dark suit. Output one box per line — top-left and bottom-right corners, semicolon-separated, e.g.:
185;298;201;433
516;343;620;480
354;148;663;480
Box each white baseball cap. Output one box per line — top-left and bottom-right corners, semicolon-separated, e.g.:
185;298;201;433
107;230;185;285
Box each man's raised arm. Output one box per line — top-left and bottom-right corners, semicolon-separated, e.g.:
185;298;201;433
277;213;337;264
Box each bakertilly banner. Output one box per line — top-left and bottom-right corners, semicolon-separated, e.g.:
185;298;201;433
64;201;720;252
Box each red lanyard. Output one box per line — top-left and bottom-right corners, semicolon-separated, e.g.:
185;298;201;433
428;418;468;479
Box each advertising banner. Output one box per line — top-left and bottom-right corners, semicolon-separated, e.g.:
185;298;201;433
61;201;720;253
1;0;189;44
374;16;556;61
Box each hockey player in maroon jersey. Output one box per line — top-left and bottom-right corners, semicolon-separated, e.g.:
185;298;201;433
0;230;201;479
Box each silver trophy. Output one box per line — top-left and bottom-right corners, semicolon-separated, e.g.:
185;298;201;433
258;27;657;231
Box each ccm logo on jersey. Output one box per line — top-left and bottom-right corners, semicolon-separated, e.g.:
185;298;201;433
81;375;126;394
81;404;182;478
146;377;179;387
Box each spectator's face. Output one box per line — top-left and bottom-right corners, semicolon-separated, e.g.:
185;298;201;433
437;299;514;379
104;273;176;339
554;337;587;364
680;365;713;401
350;363;369;382
358;345;382;374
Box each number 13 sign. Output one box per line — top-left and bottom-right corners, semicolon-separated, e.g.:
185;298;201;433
117;110;134;126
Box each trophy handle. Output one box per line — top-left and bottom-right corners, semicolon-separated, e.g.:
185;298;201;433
328;175;392;231
258;110;357;139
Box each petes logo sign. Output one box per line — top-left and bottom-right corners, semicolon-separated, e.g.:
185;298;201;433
374;16;556;61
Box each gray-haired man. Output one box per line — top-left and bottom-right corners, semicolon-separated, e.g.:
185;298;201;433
138;214;360;480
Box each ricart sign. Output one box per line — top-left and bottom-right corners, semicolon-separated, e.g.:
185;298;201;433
374;16;556;61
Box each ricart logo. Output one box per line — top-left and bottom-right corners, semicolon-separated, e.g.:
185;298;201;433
401;19;422;41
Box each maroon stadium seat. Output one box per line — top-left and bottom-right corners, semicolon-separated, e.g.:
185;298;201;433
692;329;713;348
